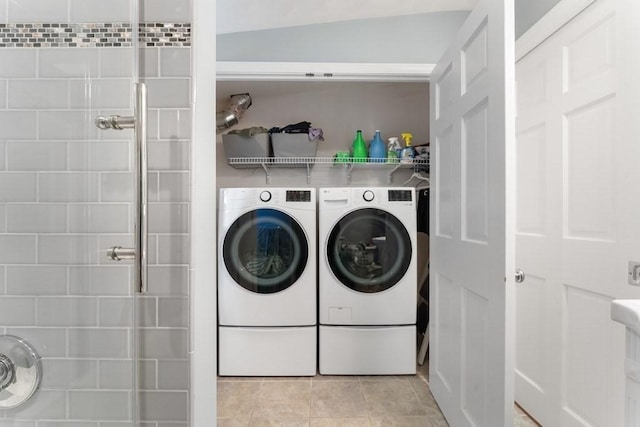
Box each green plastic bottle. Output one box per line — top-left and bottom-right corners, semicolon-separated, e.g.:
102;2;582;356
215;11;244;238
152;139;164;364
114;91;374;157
351;130;368;163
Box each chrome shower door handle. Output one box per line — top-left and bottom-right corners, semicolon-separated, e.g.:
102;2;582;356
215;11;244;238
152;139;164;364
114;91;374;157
97;82;148;294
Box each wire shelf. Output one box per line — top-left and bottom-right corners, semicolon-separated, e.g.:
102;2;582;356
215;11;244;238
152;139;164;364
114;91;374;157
226;156;429;184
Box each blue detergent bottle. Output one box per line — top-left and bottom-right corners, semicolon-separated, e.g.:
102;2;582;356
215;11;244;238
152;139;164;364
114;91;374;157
368;130;386;163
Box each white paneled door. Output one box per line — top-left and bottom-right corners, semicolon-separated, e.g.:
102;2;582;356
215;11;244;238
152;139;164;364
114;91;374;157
515;0;640;425
429;0;515;425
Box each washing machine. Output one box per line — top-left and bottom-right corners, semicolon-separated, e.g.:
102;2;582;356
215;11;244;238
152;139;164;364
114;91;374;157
218;187;316;376
318;187;417;375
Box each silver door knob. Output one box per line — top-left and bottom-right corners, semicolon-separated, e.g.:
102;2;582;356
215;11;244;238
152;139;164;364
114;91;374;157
515;269;526;283
0;354;15;391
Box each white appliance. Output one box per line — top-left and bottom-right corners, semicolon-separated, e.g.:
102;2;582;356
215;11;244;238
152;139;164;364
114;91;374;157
318;187;417;375
218;187;316;376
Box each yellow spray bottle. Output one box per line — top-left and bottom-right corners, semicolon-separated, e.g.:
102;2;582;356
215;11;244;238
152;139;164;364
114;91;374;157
400;132;415;163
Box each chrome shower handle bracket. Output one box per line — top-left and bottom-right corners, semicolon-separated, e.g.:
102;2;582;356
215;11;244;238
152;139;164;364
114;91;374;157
96;83;148;294
94;115;136;130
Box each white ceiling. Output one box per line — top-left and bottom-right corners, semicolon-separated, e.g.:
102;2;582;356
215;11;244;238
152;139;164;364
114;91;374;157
216;0;478;34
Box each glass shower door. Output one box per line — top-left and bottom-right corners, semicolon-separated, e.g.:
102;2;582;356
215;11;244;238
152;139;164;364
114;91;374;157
0;1;141;424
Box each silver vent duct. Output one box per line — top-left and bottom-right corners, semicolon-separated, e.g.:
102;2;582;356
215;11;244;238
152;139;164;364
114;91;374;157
216;93;252;130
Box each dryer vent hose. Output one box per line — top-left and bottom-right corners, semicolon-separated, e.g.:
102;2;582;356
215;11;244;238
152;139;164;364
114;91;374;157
216;93;252;130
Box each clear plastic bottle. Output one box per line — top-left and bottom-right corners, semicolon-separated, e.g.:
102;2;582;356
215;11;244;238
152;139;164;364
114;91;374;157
368;130;386;163
351;130;368;163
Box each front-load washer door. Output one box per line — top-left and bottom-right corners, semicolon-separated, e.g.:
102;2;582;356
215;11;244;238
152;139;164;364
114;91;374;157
327;208;412;293
223;208;309;294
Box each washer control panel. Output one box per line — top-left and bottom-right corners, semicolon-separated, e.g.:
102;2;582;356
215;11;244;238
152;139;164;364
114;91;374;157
286;190;312;202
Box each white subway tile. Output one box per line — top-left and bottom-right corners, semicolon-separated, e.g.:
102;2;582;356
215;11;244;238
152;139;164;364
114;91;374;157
160;48;190;77
0;421;36;427
68;390;131;420
146;109;160;140
0;205;5;233
38;422;98;427
148;141;190;171
146;266;188;296
7;266;67;295
141;0;190;21
157;360;188;390
0;266;4;294
0;50;36;77
0;0;6;23
69;266;131;296
136;296;157;327
69;79;132;110
148;171;159;202
37;296;98;327
158;109;191;140
69;0;131;22
7;141;68;171
0;296;36;325
8;80;69;109
3;390;66;419
39;172;100;202
98;297;133;327
138;328;187;359
149;203;188;233
38;235;100;264
138;391;188;422
6;327;67;357
0;173;37;202
158;297;187;327
98;359;134;390
158;172;189;202
41;359;98;389
100;48;134;78
68;140;131;172
140;48;159;78
6;203;67;233
39;49;100;78
0;235;36;263
68;203;130;233
138;359;158;390
147;233;158;265
68;328;129;358
0;111;37;140
144;78;190;108
0;80;6;108
0;142;6;170
8;0;69;22
157;234;189;264
101;172;134;202
39;111;99;141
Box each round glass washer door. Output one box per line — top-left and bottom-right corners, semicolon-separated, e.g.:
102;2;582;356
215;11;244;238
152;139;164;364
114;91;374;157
327;208;412;293
223;208;309;294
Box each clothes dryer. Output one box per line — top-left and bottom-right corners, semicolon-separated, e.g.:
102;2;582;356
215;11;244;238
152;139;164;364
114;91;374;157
218;187;316;376
318;187;417;375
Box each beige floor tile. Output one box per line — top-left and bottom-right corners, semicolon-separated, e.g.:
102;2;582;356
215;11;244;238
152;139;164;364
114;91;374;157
252;399;311;419
217;397;257;419
219;376;265;382
217;417;251;426
249;417;310;426
313;374;360;382
218;381;263;399
365;397;428;417
310;417;371;426
258;381;312;401
360;378;417;402
370;415;433;427
311;381;364;402
310;399;368;418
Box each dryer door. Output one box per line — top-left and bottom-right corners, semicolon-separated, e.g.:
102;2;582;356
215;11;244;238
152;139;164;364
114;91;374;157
327;208;412;293
223;208;309;294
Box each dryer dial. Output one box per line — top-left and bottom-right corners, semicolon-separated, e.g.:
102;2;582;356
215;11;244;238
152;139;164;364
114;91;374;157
363;190;375;202
259;191;272;202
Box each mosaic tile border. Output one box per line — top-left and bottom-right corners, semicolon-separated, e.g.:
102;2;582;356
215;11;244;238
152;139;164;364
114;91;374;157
0;22;190;48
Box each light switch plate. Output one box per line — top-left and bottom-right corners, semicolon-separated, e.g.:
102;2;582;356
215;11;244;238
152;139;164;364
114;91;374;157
629;261;640;286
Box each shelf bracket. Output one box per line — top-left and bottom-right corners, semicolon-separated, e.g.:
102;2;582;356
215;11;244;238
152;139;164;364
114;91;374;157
387;164;402;184
260;162;271;184
346;164;354;184
306;163;311;184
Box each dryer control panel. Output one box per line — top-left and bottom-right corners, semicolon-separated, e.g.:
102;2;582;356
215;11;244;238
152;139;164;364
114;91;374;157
286;190;312;202
388;189;413;202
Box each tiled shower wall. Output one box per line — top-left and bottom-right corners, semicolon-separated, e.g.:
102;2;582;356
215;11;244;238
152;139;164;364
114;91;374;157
0;0;192;425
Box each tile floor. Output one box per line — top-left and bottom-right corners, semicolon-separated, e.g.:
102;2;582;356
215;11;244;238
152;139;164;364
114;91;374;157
217;362;540;426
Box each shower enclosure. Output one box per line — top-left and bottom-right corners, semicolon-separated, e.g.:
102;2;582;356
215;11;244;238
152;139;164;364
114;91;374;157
0;0;191;424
